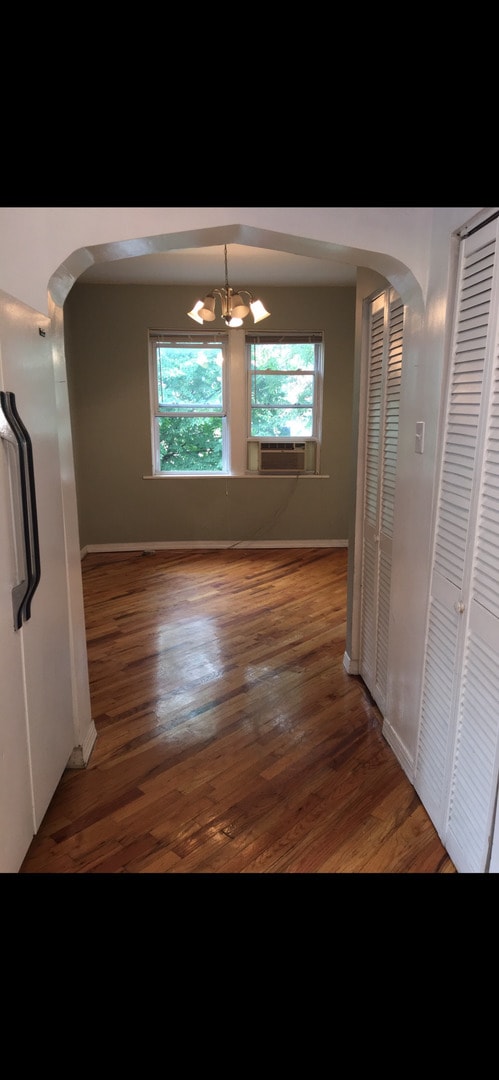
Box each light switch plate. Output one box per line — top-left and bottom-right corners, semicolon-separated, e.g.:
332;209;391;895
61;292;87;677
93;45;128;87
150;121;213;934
415;421;425;454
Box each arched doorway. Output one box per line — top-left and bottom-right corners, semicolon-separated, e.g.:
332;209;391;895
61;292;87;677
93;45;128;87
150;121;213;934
49;220;422;763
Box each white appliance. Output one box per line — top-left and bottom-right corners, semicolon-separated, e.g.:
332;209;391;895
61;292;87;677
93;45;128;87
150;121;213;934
247;439;318;474
0;293;76;872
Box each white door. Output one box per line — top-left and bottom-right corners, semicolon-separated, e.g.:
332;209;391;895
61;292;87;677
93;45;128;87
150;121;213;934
359;287;404;714
0;292;75;870
414;214;499;873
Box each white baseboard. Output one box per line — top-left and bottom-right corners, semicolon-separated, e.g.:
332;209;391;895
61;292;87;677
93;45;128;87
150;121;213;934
381;717;415;783
81;539;348;557
343;651;359;674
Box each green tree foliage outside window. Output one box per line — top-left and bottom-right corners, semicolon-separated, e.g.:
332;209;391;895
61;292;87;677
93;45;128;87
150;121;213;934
156;344;224;472
159;415;223;472
249;342;316;438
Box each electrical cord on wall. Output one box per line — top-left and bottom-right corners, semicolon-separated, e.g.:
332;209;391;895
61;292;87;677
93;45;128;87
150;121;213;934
224;474;301;549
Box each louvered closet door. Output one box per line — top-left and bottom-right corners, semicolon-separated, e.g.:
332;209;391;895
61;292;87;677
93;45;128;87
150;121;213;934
360;288;404;714
415;215;499;873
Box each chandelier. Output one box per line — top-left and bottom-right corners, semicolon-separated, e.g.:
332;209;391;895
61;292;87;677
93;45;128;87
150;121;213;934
187;245;271;328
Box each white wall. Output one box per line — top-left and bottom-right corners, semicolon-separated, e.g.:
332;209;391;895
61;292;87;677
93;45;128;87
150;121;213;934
0;207;434;315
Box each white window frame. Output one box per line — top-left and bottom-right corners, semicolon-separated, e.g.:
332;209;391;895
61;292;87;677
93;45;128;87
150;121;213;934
246;331;324;442
149;330;228;475
148;329;324;477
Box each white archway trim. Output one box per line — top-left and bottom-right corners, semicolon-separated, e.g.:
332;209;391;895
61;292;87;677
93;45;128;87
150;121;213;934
49;222;424;314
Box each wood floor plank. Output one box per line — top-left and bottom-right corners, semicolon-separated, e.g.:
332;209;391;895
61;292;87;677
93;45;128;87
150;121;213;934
19;548;456;874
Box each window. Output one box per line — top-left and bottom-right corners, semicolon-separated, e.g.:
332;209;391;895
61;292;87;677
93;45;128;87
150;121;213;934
246;332;323;438
150;332;227;473
149;329;323;476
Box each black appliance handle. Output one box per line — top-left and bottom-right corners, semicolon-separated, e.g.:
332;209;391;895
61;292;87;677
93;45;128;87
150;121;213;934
8;393;41;620
0;390;41;628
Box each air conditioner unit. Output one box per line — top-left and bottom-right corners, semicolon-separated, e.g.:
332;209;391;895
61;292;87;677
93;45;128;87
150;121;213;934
247;439;318;475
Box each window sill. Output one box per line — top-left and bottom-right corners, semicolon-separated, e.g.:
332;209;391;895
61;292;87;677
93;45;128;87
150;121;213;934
143;473;331;479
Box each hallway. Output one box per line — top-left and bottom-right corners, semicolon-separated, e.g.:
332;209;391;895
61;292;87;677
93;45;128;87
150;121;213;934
20;547;456;873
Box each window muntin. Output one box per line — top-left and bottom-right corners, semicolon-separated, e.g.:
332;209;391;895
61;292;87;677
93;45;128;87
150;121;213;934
151;334;227;473
247;334;322;439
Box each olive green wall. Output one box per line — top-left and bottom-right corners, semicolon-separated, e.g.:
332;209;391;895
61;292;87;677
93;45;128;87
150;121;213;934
63;282;356;548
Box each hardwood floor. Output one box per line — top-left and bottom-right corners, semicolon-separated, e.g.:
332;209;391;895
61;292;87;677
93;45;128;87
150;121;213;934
19;547;456;873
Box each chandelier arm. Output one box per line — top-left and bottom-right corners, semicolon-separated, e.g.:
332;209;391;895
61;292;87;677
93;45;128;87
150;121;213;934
234;287;255;300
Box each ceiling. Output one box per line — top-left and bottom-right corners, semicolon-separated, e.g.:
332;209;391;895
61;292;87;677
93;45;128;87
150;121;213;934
77;243;358;288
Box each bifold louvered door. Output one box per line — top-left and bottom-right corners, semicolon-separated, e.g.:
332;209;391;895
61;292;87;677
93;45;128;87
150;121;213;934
415;214;499;873
360;288;404;714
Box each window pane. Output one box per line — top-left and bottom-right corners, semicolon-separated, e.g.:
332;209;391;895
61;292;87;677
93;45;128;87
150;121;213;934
251;372;314;406
157;347;223;410
158;416;223;472
250;343;315;371
251;408;314;438
248;337;319;442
